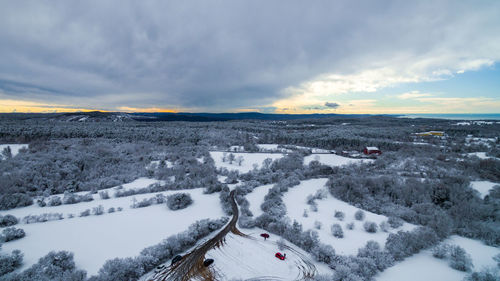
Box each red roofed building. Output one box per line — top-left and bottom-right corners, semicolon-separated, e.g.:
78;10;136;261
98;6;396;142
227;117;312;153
363;146;382;155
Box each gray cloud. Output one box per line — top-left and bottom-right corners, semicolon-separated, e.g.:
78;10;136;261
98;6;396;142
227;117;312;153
324;102;340;109
0;1;499;111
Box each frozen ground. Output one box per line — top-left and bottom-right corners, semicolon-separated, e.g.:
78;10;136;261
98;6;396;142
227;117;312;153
376;235;500;281
205;229;333;280
303;154;372;167
282;178;415;255
0;144;28;159
210;151;284;173
246;183;274;217
470;180;499;198
0;184;224;275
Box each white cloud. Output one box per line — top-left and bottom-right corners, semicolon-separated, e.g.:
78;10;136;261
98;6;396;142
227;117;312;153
397;91;433;100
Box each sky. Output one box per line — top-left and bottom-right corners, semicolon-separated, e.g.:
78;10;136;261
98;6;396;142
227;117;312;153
0;0;499;114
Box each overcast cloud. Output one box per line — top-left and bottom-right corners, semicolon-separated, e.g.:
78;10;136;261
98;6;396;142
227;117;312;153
0;1;499;112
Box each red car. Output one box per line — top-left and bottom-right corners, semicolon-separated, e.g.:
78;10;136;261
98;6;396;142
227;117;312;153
275;252;286;260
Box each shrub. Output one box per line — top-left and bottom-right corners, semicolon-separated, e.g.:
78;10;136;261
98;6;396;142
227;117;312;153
364;221;378;233
314;221;322;230
47;196;62;206
464;267;500;281
334;211;345;221
108;207;115;213
432;243;450;259
92;205;104;216
355;210;365;221
357;241;394;271
117;207;123;212
80;209;91;217
14;251;86;280
0;250;23;276
1;227;26;242
0;215;18;227
99;191;110;200
303;209;308;217
346;222;355;230
379;221;390;232
22;213;63;224
331;223;344;238
388;216;404;228
0;193;33;210
449;245;473;272
166;193;193;210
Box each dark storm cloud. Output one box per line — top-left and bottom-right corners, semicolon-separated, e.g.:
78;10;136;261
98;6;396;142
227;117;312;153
324;102;340;109
0;1;499;111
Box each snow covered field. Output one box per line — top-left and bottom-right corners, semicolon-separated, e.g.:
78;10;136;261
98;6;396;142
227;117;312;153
210;151;284;173
205;230;333;280
470;180;499;198
282;178;414;255
303;154;372;167
246;183;274;217
0;181;225;275
0;144;28;159
376;236;500;281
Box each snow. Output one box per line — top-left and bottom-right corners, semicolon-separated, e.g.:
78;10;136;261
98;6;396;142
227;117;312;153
210;151;284;173
376;235;500;281
366;146;379;150
205;229;333;280
0;187;225;275
282;178;415;255
467;152;500;161
304;154;372;167
470;181;499;198
246;183;274;217
0;144;28;159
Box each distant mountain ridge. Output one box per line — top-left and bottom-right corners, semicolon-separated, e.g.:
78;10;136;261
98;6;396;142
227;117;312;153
0;111;398;122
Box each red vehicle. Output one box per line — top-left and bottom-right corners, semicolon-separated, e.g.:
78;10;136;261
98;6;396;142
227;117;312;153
260;233;270;240
275;252;286;260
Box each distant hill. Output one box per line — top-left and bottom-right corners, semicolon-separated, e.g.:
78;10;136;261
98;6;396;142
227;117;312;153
0;111;398;122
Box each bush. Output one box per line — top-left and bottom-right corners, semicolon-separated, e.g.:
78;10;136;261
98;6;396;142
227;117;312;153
364;221;378;233
331;223;344;238
92;205;104;216
355;210;365;221
388;216;404;228
314;221;322;230
99;191;110;200
334;211;345;221
47;196;62;206
1;227;26;242
22;213;63;224
108;207;115;213
432;243;450;259
346;222;355;230
14;251;86;280
449;245;473;272
464;267;500;281
0;250;23;276
357;241;394;271
166;193;193;210
379;221;390;232
0;215;18;227
0;193;33;210
80;209;91;217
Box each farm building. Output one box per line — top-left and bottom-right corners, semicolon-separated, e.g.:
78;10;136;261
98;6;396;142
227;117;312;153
363;147;381;155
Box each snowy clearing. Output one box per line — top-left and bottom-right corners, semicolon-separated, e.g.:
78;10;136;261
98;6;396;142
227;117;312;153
303;154;372;167
210;151;284;173
470;180;499;198
0;187;224;275
376;235;500;281
0;144;28;159
246;183;274;217
205;229;333;280
282;178;415;255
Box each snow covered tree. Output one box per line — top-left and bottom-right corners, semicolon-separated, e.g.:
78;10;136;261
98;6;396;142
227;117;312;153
449;245;473;272
166;193;193;210
331;223;344;238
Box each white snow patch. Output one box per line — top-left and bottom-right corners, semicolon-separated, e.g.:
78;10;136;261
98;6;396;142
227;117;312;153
0;144;28;159
0;188;224;275
246;183;274;218
205;229;333;280
470;181;499;198
376;235;500;281
210;151;284;173
304;154;372;167
283;178;414;255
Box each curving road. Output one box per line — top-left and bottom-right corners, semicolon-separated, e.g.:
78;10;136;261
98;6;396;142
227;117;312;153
149;189;317;281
